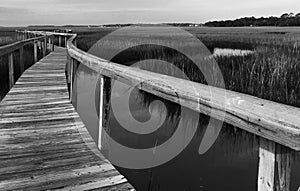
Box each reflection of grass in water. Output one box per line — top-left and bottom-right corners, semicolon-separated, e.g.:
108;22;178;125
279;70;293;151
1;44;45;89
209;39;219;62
77;28;300;153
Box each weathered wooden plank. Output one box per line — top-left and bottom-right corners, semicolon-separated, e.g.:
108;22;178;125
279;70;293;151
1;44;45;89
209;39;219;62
258;138;276;191
274;145;292;191
0;46;134;191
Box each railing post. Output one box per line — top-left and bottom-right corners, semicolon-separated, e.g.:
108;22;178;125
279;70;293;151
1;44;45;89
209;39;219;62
258;138;292;191
98;75;104;149
258;139;275;191
48;37;51;51
69;59;74;101
59;36;62;47
65;36;68;48
73;39;77;47
19;47;24;74
34;41;38;63
42;38;46;57
51;35;55;51
274;145;292;191
8;53;14;89
44;37;47;56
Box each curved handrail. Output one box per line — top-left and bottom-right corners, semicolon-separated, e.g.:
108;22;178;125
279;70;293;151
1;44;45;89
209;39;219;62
0;32;54;91
66;32;300;151
22;30;300;151
0;35;51;57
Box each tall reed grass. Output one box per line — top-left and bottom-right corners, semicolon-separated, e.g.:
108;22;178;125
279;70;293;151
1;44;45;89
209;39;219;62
76;28;300;107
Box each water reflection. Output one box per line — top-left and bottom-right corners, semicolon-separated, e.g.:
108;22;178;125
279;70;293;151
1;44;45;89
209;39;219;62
73;64;260;190
72;27;299;190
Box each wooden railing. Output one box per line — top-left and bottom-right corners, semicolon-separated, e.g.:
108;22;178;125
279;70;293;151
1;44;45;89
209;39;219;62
0;31;55;95
17;30;300;191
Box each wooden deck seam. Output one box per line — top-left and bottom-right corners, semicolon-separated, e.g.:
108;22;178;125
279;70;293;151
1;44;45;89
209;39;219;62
0;47;134;191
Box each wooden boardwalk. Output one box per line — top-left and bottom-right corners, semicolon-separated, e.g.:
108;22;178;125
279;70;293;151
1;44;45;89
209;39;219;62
0;47;134;191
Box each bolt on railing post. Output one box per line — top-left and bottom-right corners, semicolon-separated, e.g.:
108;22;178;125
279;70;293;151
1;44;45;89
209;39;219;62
34;41;38;63
19;47;24;74
8;53;14;89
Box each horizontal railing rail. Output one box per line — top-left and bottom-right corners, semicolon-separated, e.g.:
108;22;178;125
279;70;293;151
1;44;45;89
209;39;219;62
66;34;300;151
0;32;56;94
0;36;49;57
21;30;300;191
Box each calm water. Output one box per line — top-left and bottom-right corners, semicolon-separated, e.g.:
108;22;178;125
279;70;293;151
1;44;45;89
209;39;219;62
72;27;300;190
72;64;300;191
73;65;259;190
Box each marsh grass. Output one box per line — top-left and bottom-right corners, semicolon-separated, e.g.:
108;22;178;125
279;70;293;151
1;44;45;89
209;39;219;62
0;29;44;101
0;31;18;46
76;27;300;107
215;38;300;107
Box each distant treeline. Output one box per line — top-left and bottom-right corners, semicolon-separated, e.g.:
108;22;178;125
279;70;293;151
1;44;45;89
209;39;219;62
205;13;300;27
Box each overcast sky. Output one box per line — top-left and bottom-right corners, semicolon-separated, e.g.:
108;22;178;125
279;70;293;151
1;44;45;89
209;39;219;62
0;0;299;26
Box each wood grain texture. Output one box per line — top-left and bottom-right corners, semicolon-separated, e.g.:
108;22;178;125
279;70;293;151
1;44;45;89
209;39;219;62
0;47;134;191
67;34;300;151
275;145;292;191
258;139;276;191
8;53;14;89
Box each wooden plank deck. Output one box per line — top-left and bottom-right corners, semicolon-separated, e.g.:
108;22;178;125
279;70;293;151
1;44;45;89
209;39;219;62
0;47;134;191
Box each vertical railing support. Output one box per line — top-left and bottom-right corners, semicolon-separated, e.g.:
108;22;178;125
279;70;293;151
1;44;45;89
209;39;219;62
73;39;77;47
19;47;24;74
43;38;46;57
51;35;55;51
8;53;14;89
258;138;292;191
48;37;51;52
65;36;68;48
34;41;38;63
69;59;74;101
59;36;62;47
98;75;105;149
258;139;275;191
274;145;292;191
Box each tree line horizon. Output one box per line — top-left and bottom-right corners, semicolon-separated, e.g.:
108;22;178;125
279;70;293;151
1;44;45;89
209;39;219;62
23;12;300;28
204;12;300;27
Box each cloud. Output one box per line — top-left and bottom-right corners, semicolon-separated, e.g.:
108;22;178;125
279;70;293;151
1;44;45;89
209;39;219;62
0;6;31;14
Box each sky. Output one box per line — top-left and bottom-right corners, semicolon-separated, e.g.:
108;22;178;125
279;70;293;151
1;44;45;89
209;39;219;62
0;0;299;26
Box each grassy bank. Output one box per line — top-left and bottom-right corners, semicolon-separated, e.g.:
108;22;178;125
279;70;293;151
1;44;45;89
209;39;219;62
74;27;300;107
